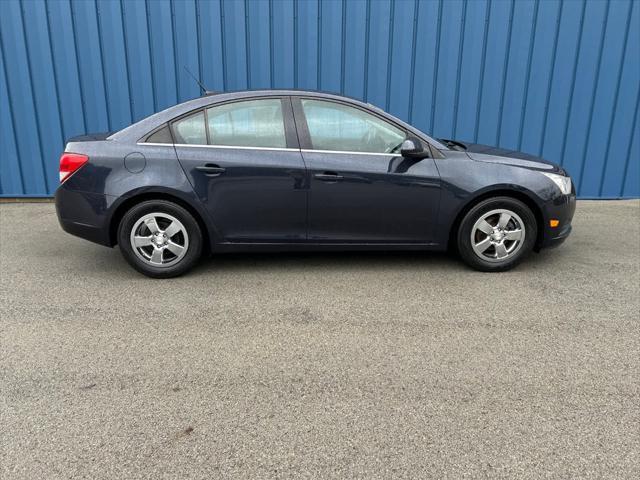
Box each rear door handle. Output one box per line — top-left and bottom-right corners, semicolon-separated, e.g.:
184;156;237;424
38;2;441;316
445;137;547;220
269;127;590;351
314;171;344;181
195;164;226;177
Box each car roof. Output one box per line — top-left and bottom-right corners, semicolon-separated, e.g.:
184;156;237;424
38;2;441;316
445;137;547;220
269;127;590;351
109;89;445;149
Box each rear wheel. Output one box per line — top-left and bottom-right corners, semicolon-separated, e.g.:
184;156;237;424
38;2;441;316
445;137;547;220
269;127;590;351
457;196;537;272
118;200;202;278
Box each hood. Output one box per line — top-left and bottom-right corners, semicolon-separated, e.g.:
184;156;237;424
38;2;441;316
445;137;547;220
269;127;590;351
439;138;565;174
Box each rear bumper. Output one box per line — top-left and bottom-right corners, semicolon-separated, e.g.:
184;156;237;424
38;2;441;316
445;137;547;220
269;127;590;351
55;187;115;247
539;193;576;249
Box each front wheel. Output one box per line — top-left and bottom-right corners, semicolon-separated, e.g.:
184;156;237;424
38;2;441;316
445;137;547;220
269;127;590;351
118;200;203;278
457;197;537;272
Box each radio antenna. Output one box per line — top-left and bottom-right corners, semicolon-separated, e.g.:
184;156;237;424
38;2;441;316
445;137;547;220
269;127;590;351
183;66;210;95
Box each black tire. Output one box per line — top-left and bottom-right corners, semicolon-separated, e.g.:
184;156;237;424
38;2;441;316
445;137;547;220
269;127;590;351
117;200;203;278
456;196;537;272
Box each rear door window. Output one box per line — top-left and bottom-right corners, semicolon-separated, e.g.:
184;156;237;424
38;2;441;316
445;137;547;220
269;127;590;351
206;99;287;148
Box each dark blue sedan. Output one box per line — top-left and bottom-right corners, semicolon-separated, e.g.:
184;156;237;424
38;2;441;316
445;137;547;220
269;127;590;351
55;90;575;278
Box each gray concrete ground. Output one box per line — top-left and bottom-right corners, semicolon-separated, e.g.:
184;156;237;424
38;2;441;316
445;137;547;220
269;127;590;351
1;200;639;479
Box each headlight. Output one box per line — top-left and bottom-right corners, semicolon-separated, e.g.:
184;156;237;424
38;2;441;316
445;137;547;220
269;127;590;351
541;172;572;195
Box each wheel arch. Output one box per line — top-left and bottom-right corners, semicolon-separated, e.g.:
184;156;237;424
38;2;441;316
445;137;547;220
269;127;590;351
448;187;545;251
108;190;213;253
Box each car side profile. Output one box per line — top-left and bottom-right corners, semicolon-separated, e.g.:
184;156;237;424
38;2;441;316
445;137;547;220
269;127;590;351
55;90;576;278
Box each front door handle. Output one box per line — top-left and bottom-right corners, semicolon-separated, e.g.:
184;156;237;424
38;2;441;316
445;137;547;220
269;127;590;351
314;171;344;181
195;164;226;177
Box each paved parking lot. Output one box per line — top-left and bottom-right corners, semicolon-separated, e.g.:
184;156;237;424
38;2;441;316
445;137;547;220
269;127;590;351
1;200;639;479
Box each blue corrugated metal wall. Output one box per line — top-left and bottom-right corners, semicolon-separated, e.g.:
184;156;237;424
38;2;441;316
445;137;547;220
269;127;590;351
0;0;638;198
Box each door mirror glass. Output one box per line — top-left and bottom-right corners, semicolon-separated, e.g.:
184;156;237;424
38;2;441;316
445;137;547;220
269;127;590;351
400;137;428;158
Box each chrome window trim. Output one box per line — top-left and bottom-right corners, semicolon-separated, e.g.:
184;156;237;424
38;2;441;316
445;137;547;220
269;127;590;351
139;142;299;152
301;148;400;157
138;143;402;157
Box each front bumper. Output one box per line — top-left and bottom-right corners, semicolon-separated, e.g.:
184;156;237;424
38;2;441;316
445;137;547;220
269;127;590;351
539;193;576;249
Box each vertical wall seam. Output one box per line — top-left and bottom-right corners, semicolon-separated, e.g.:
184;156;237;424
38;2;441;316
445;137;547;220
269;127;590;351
407;0;419;123
19;0;49;193
598;0;633;196
169;0;180;101
69;0;88;131
195;0;203;89
577;0;610;194
619;88;640;196
44;0;66;144
268;0;274;88
144;0;157;111
452;0;468;137
429;0;443;132
220;0;227;90
293;0;298;88
363;0;371;101
539;0;563;155
244;0;251;88
558;0;587;167
495;0;515;146
94;0;112;130
317;0;322;89
119;0;134;123
0;26;26;194
340;0;346;94
474;0;492;142
517;0;539;150
385;0;395;111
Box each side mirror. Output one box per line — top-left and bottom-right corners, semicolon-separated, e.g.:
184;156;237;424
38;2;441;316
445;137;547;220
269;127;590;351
400;137;428;159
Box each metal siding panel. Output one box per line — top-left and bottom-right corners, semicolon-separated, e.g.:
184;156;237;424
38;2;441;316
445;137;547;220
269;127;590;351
318;0;343;94
601;1;640;197
454;0;489;142
2;0;638;198
432;0;464;139
147;0;178;111
197;0;225;91
387;0;416;119
497;0;536;150
173;0;201;101
364;0;391;109
342;0;367;100
221;0;247;90
0;0;47;194
409;0;440;132
295;0;319;90
121;0;155;122
580;0;633;197
270;0;295;88
560;0;608;186
540;0;584;168
0;46;24;195
246;0;271;89
71;0;110;133
519;0;561;156
96;0;132;129
476;0;513;146
22;0;65;192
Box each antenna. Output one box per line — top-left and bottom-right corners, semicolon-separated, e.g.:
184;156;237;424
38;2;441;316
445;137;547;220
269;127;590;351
183;66;210;95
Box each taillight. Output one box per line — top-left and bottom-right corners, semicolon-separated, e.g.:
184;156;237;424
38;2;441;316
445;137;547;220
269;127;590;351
59;153;88;183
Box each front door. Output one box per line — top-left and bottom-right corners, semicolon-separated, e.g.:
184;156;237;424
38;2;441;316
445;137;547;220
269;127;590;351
172;97;307;243
293;97;440;243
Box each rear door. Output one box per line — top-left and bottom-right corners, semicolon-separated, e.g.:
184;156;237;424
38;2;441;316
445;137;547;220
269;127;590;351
172;97;307;243
292;97;441;243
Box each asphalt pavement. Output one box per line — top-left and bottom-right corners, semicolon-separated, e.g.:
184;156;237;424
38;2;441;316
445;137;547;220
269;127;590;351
1;200;639;479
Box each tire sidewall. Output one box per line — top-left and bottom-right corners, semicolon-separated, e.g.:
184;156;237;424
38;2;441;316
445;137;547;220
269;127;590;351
118;200;202;278
457;196;537;272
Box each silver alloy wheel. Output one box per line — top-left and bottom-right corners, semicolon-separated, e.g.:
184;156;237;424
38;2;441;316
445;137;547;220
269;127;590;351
129;213;189;267
470;209;525;263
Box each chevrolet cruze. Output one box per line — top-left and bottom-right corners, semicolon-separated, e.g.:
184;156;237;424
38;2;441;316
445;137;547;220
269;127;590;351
55;90;576;278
